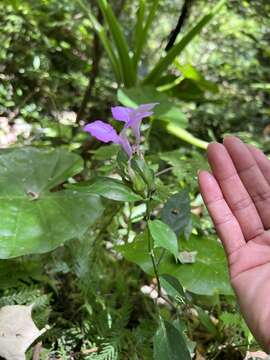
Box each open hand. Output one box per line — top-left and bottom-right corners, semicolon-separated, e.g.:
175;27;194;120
198;136;270;352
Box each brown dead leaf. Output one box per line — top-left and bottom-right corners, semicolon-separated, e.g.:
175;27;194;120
245;350;269;359
0;305;48;360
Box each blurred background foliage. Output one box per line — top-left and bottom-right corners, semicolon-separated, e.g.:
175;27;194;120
0;0;270;359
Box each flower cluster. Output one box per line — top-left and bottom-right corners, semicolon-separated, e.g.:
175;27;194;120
83;103;158;157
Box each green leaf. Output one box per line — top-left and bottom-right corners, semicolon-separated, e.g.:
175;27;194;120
133;0;146;68
76;0;122;83
195;306;218;336
160;274;186;302
161;191;191;237
130;155;155;189
118;234;233;296
97;0;136;87
133;0;159;70
118;86;187;127
174;62;219;94
153;319;191;360
0;147;104;259
143;0;226;85
148;220;178;258
68;177;142;202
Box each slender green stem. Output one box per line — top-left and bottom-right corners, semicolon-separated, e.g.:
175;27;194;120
125;203;133;243
145;196;161;296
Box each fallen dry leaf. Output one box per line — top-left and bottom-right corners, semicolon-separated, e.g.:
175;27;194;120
0;305;48;360
245;350;269;359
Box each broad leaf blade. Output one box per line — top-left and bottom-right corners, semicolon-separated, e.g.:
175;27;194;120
154;319;191;360
68;177;142;202
161;191;191;237
148;220;178;258
175;62;219;94
0;148;104;258
160;274;186;301
118;234;233;295
0;147;82;195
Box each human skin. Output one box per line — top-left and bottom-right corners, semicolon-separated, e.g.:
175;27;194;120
198;136;270;352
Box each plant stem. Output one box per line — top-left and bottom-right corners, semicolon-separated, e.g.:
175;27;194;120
145;196;162;296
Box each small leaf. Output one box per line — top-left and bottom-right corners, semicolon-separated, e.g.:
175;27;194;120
160;274;186;302
69;177;142;202
153;319;191;360
148;220;178;258
175;62;219;94
0;305;48;360
195;306;218;336
161;191;191;237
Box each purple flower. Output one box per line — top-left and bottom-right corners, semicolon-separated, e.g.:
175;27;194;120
111;103;159;143
84;121;132;157
83;103;158;158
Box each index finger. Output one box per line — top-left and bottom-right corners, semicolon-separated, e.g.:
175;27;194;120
207;142;264;241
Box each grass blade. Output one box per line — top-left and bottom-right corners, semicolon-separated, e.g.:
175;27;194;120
133;0;159;70
76;0;122;83
98;0;136;87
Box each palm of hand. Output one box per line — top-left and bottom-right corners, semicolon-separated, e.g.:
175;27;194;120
199;136;270;351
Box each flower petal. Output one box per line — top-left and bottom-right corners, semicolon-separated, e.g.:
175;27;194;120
119;129;132;158
111;106;133;122
137;102;159;113
84;121;120;144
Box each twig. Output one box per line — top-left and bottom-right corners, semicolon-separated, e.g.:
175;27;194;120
32;342;42;360
146;197;162;296
165;0;193;52
155;167;173;177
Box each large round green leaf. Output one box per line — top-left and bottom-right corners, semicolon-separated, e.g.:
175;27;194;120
0;147;104;258
117;234;233;296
